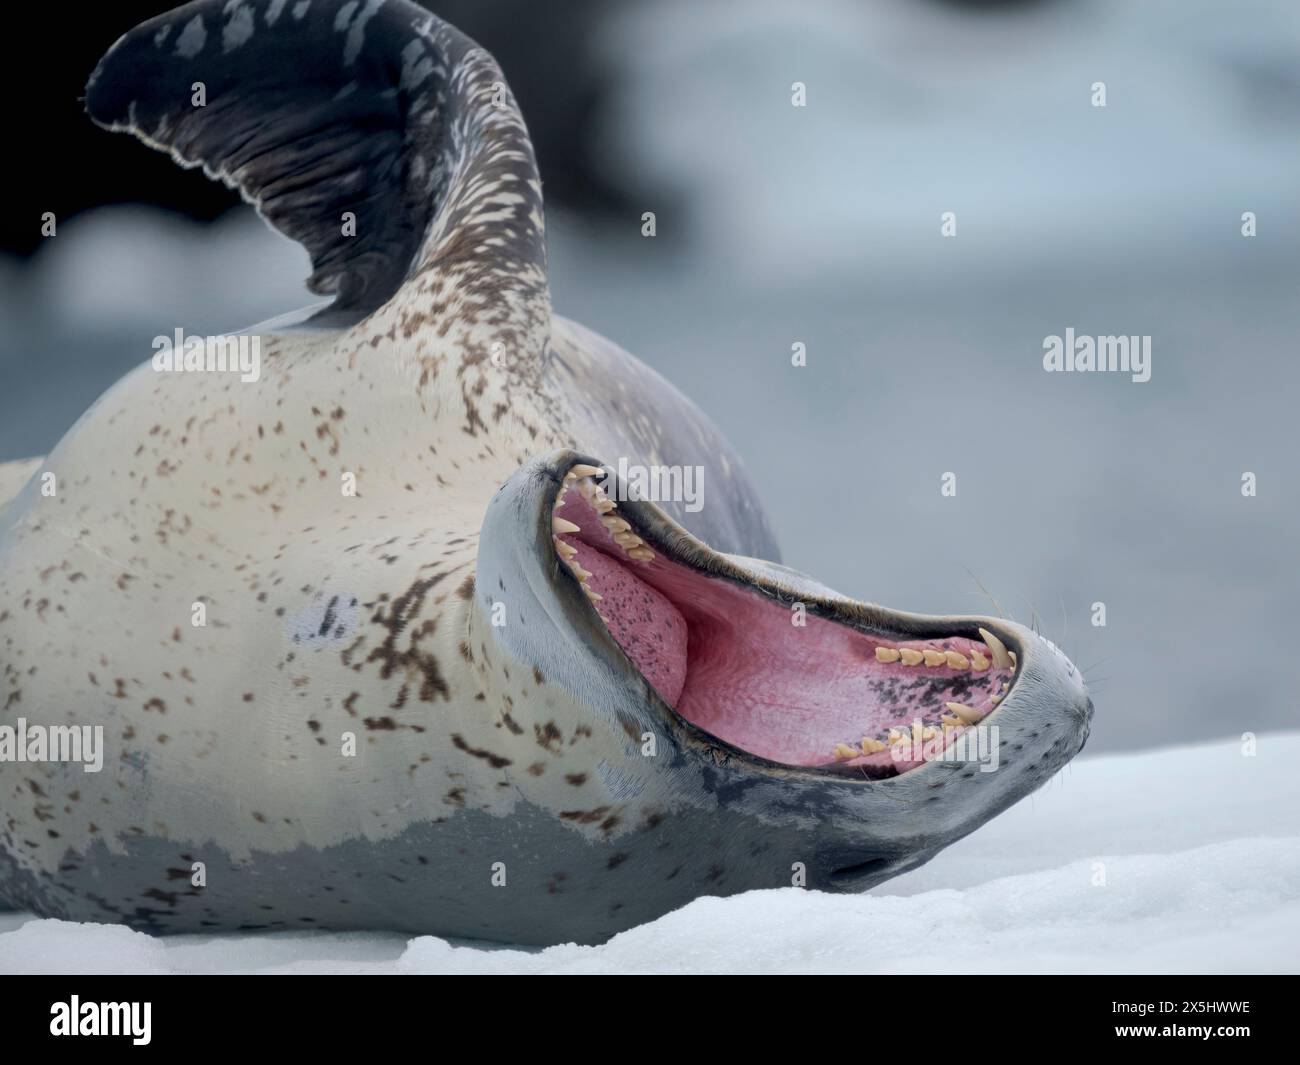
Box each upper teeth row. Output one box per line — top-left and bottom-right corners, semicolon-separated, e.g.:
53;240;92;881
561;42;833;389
555;465;656;564
551;465;656;619
872;627;1015;671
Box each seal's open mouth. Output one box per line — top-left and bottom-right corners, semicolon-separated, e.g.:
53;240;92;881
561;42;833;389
549;465;1018;777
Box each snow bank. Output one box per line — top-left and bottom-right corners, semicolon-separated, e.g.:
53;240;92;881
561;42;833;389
2;732;1295;974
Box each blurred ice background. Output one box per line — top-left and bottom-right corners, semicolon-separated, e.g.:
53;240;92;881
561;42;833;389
2;0;1298;757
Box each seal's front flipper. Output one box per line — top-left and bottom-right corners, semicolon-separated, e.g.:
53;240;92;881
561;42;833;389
85;0;549;333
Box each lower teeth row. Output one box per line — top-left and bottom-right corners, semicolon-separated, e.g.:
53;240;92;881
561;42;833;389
833;684;1011;762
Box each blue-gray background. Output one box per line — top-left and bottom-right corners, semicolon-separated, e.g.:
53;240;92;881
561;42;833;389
1;0;1296;754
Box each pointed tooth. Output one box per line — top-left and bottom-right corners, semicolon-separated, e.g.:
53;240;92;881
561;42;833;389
940;714;963;727
1008;650;1017;668
977;627;1012;669
887;729;906;745
570;463;604;479
861;737;887;754
944;651;969;669
583;586;603;602
944;701;983;725
834;743;860;761
627;547;656;562
553;516;581;535
875;647;902;663
899;648;924;666
922;650;946;667
554;538;577;559
614;532;643;548
970;650;990;671
602;516;631;533
595;498;617;513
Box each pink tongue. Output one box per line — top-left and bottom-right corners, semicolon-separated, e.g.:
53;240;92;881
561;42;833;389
576;544;688;706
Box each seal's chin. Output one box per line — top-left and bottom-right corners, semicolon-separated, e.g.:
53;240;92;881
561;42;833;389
549;464;1020;778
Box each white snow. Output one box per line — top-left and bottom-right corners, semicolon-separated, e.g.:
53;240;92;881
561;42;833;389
2;732;1296;974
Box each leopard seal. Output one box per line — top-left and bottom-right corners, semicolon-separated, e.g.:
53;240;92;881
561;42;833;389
0;0;1092;945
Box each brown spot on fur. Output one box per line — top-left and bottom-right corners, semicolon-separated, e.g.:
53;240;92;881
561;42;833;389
340;635;366;667
451;733;512;768
366;574;451;702
560;806;611;825
535;721;562;753
616;711;640;742
565;773;588;786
